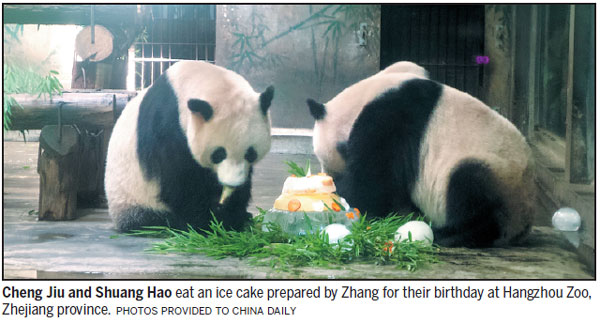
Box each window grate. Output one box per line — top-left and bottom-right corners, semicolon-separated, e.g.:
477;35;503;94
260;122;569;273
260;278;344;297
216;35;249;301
127;5;216;91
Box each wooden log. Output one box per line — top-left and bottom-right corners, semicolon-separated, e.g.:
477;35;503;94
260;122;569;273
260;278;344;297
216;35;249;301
76;25;114;62
95;63;113;89
8;91;135;130
38;125;80;221
77;127;106;207
71;61;98;89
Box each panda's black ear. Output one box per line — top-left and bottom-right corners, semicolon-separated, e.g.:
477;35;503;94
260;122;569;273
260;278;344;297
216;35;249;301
188;99;213;121
307;98;326;120
259;85;274;115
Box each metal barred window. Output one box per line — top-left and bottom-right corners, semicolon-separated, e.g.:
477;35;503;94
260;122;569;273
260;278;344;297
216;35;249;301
127;5;216;91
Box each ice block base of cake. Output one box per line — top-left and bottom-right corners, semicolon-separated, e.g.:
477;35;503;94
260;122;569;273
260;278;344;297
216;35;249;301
261;209;359;235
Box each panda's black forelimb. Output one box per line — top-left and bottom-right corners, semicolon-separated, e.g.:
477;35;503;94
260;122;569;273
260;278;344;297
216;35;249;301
113;206;187;233
433;159;505;248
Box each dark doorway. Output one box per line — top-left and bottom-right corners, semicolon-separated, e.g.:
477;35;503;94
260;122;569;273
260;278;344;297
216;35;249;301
380;5;485;98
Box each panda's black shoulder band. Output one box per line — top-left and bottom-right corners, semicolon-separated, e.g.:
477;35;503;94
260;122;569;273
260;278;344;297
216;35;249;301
307;98;326;120
188;99;213;121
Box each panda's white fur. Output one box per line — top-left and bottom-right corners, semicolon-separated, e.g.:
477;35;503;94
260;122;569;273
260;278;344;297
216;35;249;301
105;88;167;213
105;60;273;232
307;62;534;247
376;61;429;78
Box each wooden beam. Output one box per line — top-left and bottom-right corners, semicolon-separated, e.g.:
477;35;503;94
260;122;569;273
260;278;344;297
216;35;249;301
564;5;575;183
7;91;136;130
3;5;139;26
526;5;538;140
507;5;517;122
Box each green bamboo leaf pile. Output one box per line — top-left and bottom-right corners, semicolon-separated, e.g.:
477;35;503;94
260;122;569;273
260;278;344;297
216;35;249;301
129;210;439;272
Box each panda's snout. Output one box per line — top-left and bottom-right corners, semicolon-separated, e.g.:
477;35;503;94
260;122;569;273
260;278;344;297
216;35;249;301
217;161;248;188
216;160;250;204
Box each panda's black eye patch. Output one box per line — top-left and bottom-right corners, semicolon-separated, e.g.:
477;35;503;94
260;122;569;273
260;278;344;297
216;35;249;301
245;147;257;163
211;147;227;164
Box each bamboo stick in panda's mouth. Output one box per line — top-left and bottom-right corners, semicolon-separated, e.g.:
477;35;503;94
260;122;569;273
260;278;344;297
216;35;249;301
219;186;235;205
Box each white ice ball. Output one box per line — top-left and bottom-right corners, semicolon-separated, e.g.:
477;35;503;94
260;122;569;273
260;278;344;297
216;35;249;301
323;224;351;244
395;221;434;245
552;207;581;231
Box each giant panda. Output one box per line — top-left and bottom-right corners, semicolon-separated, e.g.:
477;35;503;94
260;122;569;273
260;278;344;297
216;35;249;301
105;60;274;233
307;61;534;247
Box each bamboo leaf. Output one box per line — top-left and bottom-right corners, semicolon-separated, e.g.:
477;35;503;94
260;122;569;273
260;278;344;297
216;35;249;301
136;211;438;272
284;160;309;177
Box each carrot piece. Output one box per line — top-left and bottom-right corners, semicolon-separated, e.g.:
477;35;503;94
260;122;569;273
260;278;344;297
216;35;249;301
322;178;333;186
345;212;355;219
332;202;341;212
288;199;301;212
382;241;394;254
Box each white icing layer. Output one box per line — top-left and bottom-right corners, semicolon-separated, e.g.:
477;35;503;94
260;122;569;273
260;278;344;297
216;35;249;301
281;174;336;194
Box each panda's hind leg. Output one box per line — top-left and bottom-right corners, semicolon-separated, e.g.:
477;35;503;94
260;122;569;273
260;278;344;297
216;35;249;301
112;206;186;233
433;159;506;248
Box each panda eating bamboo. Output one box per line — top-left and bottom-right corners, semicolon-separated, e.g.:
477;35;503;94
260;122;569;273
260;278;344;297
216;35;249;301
105;61;274;232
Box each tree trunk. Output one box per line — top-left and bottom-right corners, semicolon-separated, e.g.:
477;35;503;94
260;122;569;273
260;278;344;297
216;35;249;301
38;125;80;221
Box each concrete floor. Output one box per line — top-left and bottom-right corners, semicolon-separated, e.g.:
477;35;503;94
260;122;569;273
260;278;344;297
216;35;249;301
2;141;594;279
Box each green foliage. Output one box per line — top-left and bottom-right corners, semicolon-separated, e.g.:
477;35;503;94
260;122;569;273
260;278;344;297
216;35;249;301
3;65;63;99
133;210;439;272
3;24;23;45
3;64;63;131
3;94;20;131
284;160;311;177
3;24;64;131
135;27;149;43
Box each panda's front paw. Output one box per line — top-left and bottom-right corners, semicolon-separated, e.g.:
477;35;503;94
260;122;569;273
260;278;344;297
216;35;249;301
212;207;252;232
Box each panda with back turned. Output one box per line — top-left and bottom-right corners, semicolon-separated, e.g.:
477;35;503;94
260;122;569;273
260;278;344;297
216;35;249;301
105;60;274;232
307;61;534;247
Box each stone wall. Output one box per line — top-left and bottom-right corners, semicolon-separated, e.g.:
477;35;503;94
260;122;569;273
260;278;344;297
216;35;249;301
216;5;380;128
